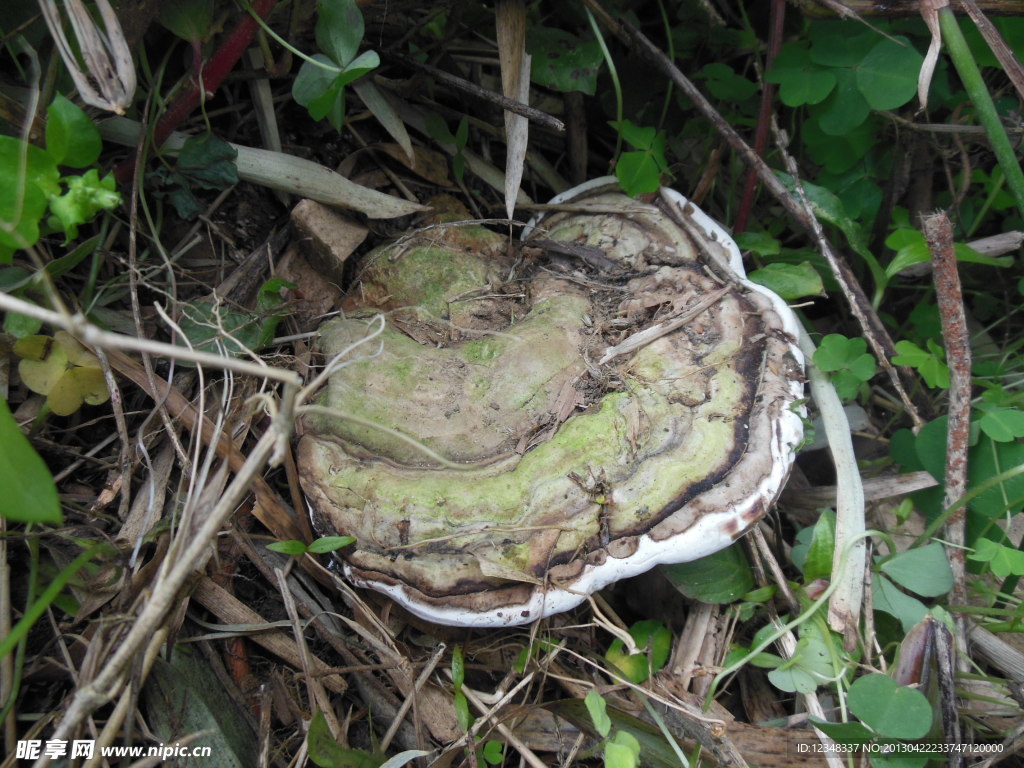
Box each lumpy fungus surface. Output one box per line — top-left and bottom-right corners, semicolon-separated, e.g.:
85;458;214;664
298;180;805;626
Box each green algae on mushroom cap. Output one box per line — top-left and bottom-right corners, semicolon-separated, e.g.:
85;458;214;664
298;179;805;627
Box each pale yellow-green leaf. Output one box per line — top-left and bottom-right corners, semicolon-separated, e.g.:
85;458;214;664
68;366;110;406
17;337;69;395
46;373;86;416
54;330;100;368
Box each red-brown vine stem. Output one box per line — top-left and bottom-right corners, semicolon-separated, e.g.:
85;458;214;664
923;210;972;694
113;0;280;184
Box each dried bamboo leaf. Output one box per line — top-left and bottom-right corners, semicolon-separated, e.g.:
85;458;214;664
37;0;136;114
353;78;415;166
496;0;529;220
98;116;427;219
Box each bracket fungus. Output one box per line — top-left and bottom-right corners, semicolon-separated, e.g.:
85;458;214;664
298;179;805;626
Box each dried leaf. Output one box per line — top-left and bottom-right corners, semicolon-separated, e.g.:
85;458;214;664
37;0;135;114
919;0;943;112
99;117;427;219
496;0;529;220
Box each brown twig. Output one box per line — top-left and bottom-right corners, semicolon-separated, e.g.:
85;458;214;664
957;0;1024;104
923;212;972;684
390;52;565;133
579;0;925;429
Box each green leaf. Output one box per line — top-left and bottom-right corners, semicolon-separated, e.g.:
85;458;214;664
968;538;1024;579
802;509;836;582
46;95;102;168
50;365;107;415
159;0;215;44
813;334;876;401
307;709;380;768
176;300;270;362
149;134;237;220
873;574;929;632
293;55;341;107
45;234;102;279
808;22;879;68
747;261;823;300
584;689;611;738
176;134;239;190
425;113;455;144
267;540;309;555
848;674;932;740
914;417;1024;520
775;174;886;305
978;406;1024;442
308;80;347;131
767;621;835;694
615;149;665;197
610;120;656;151
661;543;754;603
856;37;924;111
307;536;355;554
734;231;781;256
0;397;62;523
814;69;871;136
0;136;61;258
802;113;879;173
481;741;504;766
528;27;602;95
451;646;472;731
886;228;1013;277
606;620;672;683
16;334;71;395
144;646;259;768
48;169;120;240
454;116;469;149
808;717;877;746
454;691;473;732
451;644;465;688
765;45;836;106
777;172;865;248
339;50;379;83
698;62;757;101
316;0;366;67
878;543;953;597
892;340;950;389
604;731;641;768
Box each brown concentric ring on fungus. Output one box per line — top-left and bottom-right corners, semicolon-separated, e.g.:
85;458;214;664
298;179;805;626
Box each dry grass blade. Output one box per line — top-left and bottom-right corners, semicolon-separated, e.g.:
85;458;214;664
496;0;530;221
36;0;135;114
920;0;943;112
35;389;298;762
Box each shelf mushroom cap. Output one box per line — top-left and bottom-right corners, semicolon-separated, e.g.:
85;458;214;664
298;179;805;627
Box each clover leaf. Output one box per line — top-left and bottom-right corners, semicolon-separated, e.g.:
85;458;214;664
813;333;877;402
892;340;950;389
605;619;671;683
292;0;378;132
15;331;110;416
